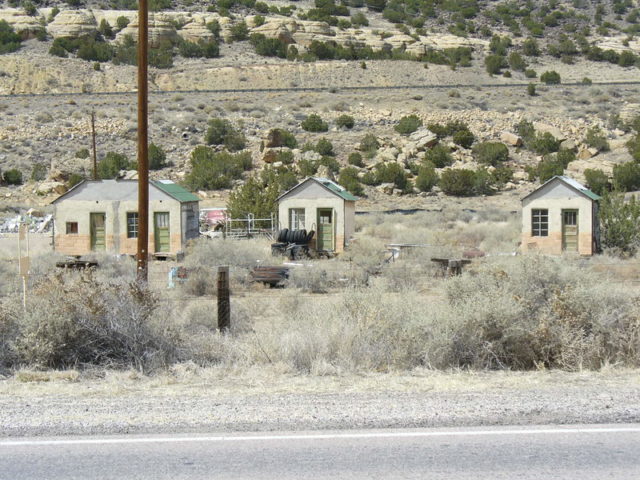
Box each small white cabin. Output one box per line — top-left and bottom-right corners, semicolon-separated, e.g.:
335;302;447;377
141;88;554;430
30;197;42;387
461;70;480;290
521;176;600;256
277;177;357;253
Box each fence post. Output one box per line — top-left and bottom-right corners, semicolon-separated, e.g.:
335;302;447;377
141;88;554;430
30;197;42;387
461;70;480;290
217;266;230;332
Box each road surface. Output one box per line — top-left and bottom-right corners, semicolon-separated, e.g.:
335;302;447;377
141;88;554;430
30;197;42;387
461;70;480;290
1;424;639;479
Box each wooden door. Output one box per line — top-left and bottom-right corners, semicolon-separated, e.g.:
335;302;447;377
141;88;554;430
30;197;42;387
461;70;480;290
317;209;334;251
154;212;170;252
562;210;578;252
90;213;106;251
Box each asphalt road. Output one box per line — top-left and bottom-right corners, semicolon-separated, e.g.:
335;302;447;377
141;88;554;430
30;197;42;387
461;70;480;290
1;425;639;480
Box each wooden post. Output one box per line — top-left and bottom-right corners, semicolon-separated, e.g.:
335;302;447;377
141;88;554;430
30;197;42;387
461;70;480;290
217;266;230;332
91;111;97;180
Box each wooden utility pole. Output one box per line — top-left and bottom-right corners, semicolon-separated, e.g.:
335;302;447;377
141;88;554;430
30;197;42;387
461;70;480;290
217;266;230;332
91;111;97;180
136;0;149;282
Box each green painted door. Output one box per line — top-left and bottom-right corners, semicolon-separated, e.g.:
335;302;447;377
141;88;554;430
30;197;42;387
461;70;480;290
154;212;170;252
562;209;578;252
90;213;106;251
317;209;334;251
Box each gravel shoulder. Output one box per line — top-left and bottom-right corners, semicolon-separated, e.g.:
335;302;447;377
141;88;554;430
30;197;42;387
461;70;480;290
1;367;639;437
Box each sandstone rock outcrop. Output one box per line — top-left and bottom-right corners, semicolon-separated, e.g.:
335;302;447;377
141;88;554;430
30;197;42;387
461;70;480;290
0;8;43;38
48;10;97;38
117;13;178;47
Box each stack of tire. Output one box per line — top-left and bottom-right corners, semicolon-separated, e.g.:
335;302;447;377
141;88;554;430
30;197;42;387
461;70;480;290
271;228;315;259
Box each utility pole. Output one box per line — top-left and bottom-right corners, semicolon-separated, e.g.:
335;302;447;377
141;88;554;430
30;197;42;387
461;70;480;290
217;266;230;332
137;0;149;282
91;111;97;180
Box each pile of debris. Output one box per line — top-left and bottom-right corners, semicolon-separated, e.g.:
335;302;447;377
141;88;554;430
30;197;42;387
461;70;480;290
0;209;53;234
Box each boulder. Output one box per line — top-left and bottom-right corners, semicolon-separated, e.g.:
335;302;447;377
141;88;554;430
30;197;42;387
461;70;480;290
0;8;43;38
251;20;294;44
500;131;522;147
36;181;66;195
262;149;278;164
560;138;577;151
117;13;178;48
577;147;596;160
533;122;565;141
179;20;215;43
47;10;97;38
409;128;438;150
376;182;395;194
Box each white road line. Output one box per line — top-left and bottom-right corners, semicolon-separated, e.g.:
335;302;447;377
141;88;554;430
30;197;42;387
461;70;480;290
2;426;640;447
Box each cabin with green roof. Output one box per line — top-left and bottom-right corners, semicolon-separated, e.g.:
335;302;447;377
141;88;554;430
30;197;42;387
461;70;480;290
521;175;600;256
51;179;199;257
277;177;357;254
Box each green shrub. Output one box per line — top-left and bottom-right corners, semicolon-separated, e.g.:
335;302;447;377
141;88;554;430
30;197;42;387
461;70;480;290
318;155;340;173
522;37;540;56
185;147;252;190
473;142;508;166
375;163;409;192
205;118;246;151
424;144;453;168
301;114;329;132
394;114;422;135
230;21;249;41
298;158;318;177
98;19;114;39
556;149;576;168
149;45;174;69
275;150;294;165
75;148;90;159
250;33;288;58
66;173;85;189
30;163;47;182
348;152;364;167
537;158;564;183
628;134;640;162
613;161;640;192
415;162;438;192
314;138;334;156
116;16;130;30
3;168;22;185
338;166;364;196
540;70;561;84
98;152;133;179
359;133;379;153
599;192;640;256
149;143;168;170
527;83;536;96
48;41;68;57
490;166;513;187
585;127;610;152
76;37;114;62
584;168;609;195
508;51;526;71
439;169;477;196
524;68;537;78
227;174;281;220
485;54;506;75
529;132;561;155
452;129;475;148
336;114;355;129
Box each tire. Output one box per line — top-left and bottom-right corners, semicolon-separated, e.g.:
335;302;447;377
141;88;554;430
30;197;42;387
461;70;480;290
306;230;315;243
286;229;296;243
277;228;289;243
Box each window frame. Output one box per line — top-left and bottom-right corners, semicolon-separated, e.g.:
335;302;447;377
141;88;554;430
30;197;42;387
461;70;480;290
126;212;139;239
531;208;549;237
66;222;78;235
289;208;305;231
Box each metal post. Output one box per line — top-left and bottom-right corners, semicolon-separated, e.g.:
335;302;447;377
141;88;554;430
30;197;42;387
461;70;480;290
91;111;98;180
137;0;149;282
217;266;230;332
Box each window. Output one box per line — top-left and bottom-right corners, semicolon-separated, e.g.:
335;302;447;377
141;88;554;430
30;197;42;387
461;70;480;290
532;209;548;236
289;208;305;230
66;222;78;234
127;212;139;238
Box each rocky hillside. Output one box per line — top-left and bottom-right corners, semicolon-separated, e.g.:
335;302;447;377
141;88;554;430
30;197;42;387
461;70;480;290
0;1;640;208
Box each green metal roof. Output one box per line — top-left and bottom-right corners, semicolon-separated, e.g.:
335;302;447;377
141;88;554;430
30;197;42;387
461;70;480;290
314;177;358;201
152;180;200;203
